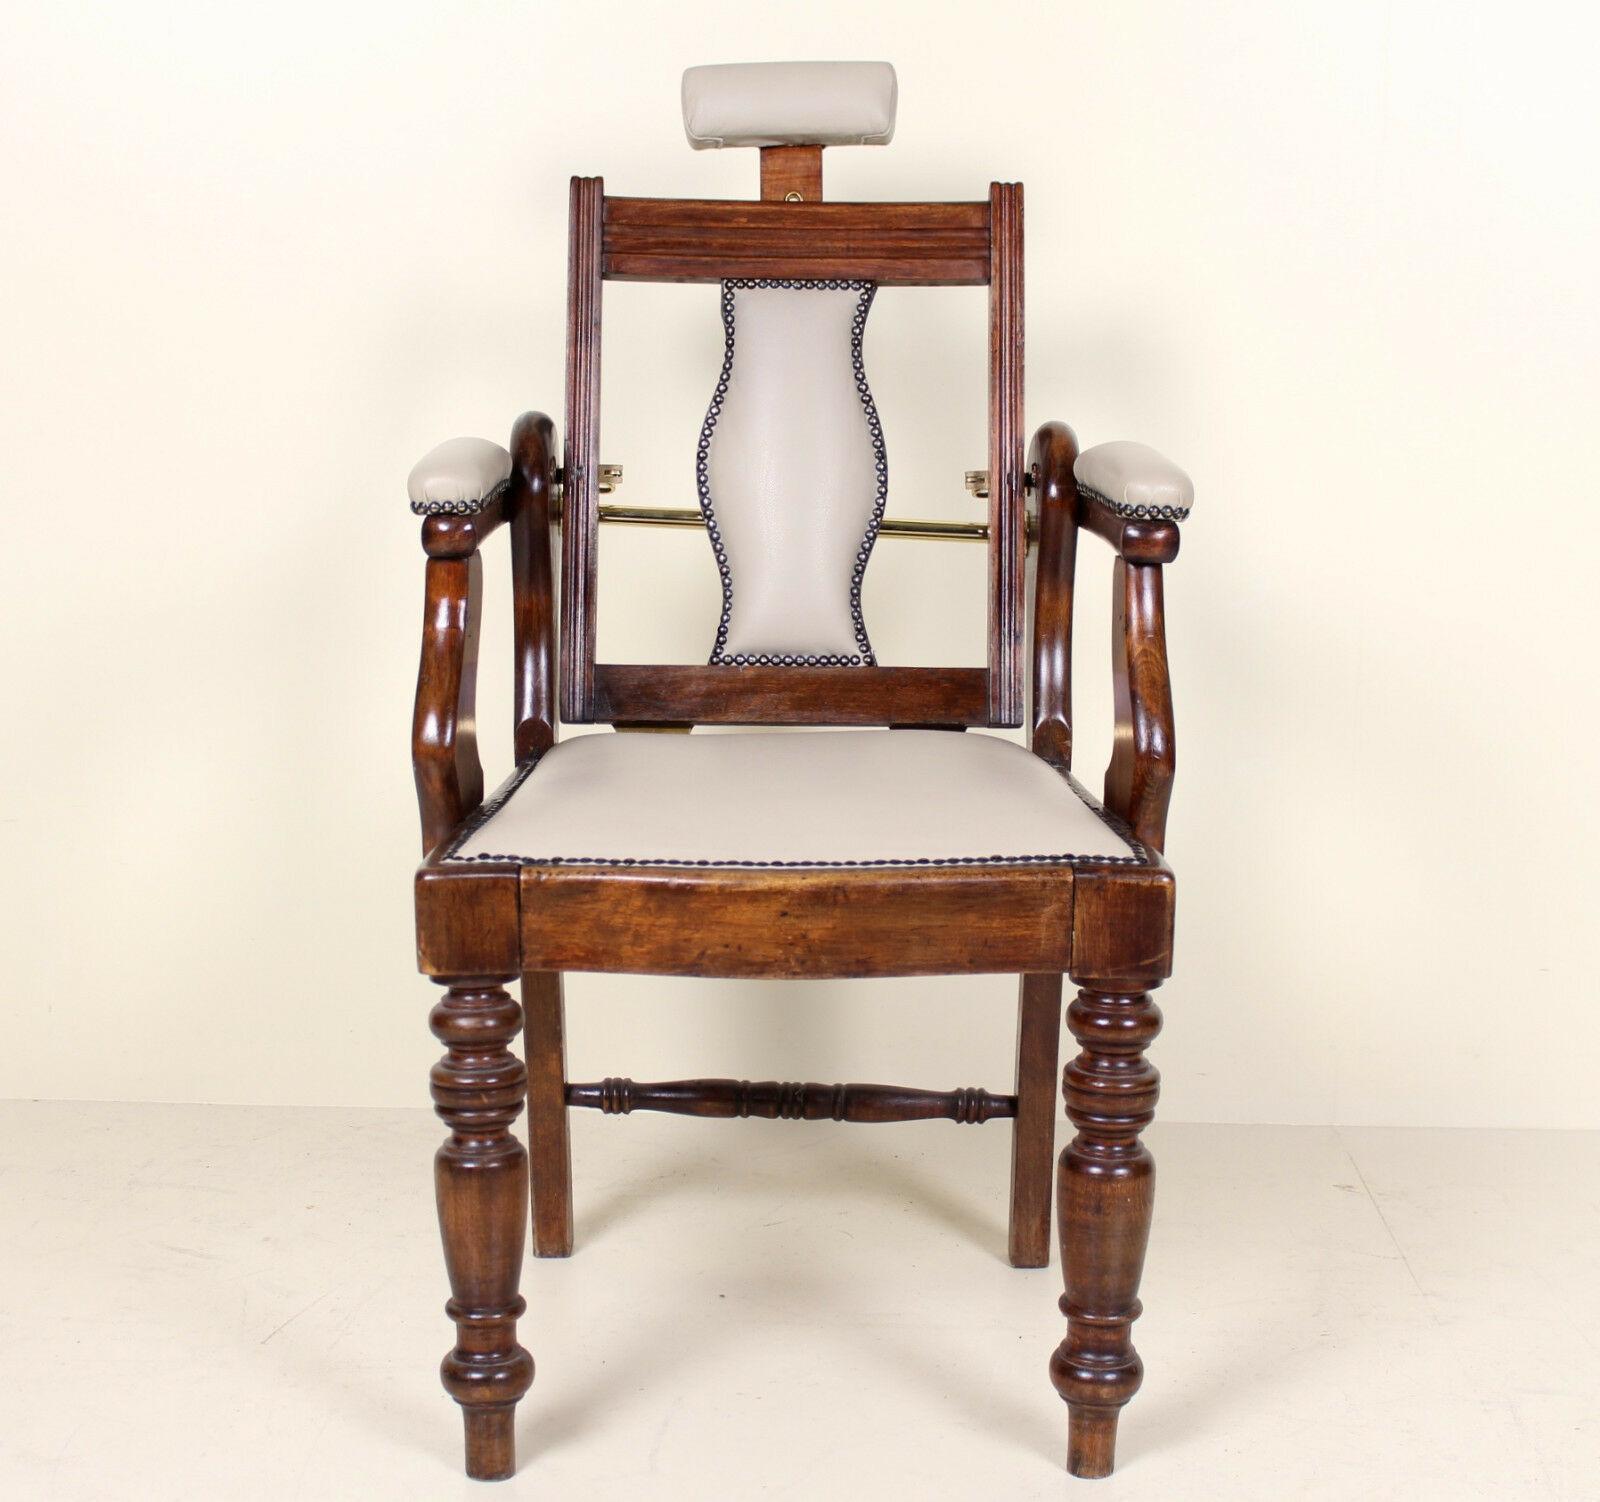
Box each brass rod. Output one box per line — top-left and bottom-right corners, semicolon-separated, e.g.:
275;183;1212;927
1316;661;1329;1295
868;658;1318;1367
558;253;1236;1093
592;503;991;543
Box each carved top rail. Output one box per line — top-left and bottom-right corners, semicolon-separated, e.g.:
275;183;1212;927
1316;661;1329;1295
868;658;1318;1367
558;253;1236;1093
601;197;991;285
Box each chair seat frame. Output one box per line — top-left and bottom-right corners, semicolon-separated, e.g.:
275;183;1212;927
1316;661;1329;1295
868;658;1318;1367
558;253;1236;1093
410;152;1183;1484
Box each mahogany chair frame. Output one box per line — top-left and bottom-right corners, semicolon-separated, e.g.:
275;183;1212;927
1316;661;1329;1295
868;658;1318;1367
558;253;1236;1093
411;145;1180;1483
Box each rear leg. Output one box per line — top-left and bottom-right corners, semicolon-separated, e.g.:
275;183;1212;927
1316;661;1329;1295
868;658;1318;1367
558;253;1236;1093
523;971;573;1257
1009;973;1063;1267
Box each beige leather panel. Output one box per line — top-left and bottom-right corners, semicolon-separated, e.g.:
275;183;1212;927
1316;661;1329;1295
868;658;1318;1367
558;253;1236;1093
701;282;885;664
448;730;1144;867
1074;440;1193;520
407;436;513;515
682;61;897;149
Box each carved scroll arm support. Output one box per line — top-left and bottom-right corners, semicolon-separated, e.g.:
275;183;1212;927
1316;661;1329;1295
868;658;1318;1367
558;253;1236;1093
1103;550;1176;855
411;411;558;856
413;534;488;859
1027;420;1182;855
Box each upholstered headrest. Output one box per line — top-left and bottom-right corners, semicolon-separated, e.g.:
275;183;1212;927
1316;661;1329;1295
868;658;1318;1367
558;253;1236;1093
682;62;897;150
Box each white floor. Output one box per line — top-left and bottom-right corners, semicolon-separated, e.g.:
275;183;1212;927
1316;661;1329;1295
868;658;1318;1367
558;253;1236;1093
0;1104;1596;1500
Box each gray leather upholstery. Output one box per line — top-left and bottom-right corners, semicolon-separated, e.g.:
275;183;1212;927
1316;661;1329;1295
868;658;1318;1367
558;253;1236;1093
682;62;897;150
700;281;886;665
1074;441;1193;521
408;436;513;516
447;730;1144;868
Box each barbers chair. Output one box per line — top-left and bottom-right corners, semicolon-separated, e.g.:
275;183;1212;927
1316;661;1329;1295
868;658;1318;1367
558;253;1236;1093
407;60;1193;1482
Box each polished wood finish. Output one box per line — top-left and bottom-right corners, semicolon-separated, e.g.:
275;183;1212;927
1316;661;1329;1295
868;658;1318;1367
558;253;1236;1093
1078;489;1182;565
1051;984;1162;1478
568;1076;1014;1123
411;413;558;852
560;187;1029;734
600;197;990;285
592;663;989;727
1027;420;1080;770
561;176;604;723
416;861;521;978
412;548;484;857
1009;972;1063;1267
519;862;1078;978
1105;561;1176;852
760;145;823;201
987;182;1026;726
1070;861;1176;986
431;980;534;1480
508;413;559;762
420;506;507;558
411;122;1188;1477
522;970;572;1258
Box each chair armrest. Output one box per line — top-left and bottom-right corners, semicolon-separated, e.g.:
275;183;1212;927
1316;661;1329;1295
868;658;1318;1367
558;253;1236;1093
410;416;558;857
1074;440;1190;564
408;436;514;517
1076;440;1192;522
1028;424;1186;853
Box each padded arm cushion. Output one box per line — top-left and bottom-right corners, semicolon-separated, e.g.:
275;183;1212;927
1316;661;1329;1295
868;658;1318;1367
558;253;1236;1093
1074;441;1193;522
682;62;897;149
407;436;513;516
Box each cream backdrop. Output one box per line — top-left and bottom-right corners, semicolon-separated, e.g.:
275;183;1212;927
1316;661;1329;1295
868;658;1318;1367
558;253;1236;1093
3;2;1597;1127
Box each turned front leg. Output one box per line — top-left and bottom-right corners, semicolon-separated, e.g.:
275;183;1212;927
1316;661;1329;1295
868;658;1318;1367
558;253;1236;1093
1050;985;1161;1479
431;979;535;1481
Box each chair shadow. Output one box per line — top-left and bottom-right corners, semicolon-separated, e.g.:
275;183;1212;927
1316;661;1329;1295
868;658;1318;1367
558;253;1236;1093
1114;1297;1328;1470
519;1129;1055;1463
552;1133;1348;1476
575;1128;1010;1263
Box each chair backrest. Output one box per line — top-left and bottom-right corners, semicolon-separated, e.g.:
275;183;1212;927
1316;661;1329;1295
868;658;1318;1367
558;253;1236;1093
560;62;1024;729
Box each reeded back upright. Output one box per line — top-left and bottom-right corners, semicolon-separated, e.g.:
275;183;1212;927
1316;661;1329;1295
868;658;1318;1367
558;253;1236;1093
559;62;1025;729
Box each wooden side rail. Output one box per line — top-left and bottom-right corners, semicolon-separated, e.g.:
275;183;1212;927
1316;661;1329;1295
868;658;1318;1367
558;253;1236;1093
1028;420;1180;854
567;1077;1017;1124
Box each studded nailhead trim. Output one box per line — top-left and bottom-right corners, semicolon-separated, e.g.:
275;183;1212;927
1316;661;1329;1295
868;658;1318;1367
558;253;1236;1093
439;753;1153;869
696;279;889;668
409;476;512;517
1076;482;1190;523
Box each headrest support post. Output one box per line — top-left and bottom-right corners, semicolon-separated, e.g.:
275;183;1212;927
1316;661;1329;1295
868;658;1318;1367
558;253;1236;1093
760;145;824;203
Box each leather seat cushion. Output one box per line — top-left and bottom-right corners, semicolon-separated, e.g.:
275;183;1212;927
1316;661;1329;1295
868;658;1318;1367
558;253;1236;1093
682;62;897;150
446;730;1144;868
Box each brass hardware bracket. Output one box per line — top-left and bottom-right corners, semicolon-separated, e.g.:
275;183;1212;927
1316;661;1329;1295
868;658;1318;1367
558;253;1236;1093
965;468;1035;500
551;463;622;497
